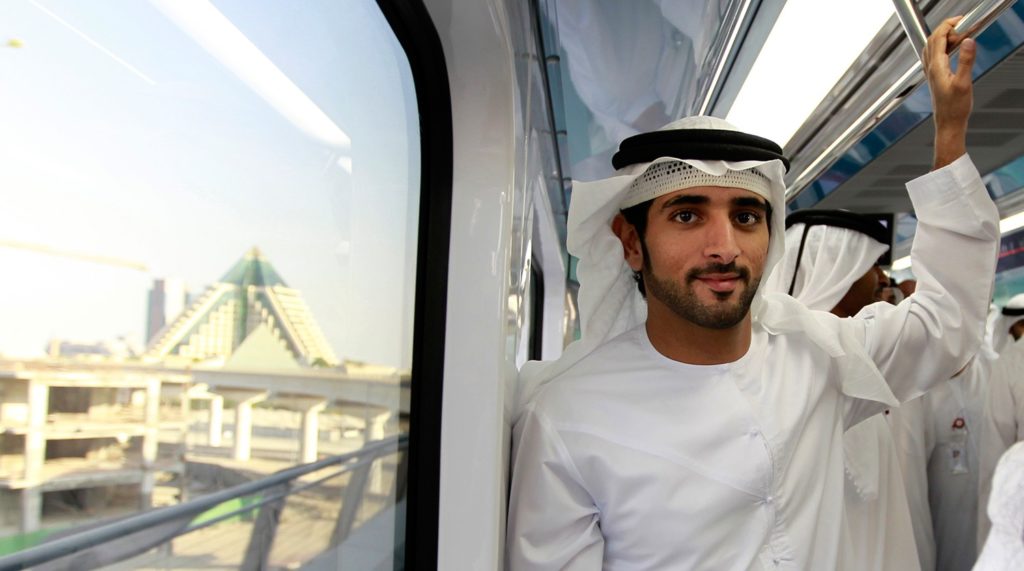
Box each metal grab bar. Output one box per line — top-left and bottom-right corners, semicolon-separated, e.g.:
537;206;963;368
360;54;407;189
785;0;1017;202
895;0;1010;60
0;434;408;571
894;0;931;60
695;0;757;116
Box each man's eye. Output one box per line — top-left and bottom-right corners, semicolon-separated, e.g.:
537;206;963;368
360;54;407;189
736;212;761;225
673;211;696;223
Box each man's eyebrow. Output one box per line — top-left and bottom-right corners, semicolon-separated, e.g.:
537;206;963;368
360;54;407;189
733;196;768;211
659;194;709;211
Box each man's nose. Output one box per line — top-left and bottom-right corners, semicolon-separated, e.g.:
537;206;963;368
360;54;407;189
703;216;740;264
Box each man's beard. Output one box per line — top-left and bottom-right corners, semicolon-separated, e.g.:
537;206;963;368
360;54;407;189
643;262;760;330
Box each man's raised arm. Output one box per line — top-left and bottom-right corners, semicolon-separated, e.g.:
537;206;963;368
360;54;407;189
858;17;999;404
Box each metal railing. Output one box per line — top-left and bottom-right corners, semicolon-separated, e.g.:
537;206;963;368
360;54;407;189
0;434;408;571
695;0;758;117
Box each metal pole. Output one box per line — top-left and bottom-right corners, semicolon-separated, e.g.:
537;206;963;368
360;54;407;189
330;460;374;546
957;0;1016;41
892;0;929;61
240;482;290;571
696;0;755;116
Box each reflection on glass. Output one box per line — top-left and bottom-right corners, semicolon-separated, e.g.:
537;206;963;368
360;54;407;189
554;0;732;181
0;0;418;567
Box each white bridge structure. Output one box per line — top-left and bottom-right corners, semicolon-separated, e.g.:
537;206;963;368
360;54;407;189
185;364;408;462
0;359;408;535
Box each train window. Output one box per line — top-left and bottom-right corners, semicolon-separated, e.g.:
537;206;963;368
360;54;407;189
0;0;430;567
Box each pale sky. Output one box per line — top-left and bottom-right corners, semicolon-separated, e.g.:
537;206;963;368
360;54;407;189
0;0;420;367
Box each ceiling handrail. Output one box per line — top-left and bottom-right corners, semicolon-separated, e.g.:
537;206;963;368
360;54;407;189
785;0;1016;202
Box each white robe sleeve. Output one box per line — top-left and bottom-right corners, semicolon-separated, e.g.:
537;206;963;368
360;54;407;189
507;405;604;570
857;155;999;405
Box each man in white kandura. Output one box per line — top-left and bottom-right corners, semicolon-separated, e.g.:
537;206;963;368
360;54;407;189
765;211;919;570
977;293;1024;549
508;19;997;570
891;318;989;571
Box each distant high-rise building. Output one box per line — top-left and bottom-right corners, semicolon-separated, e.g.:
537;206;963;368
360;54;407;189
146;278;187;344
145;248;338;366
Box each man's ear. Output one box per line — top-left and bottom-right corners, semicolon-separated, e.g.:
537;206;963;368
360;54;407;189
612;213;644;271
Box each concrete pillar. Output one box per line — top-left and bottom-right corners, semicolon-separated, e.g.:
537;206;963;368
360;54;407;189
300;401;328;464
142;378;161;468
178;385;192;456
22;381;48;532
24;381;48;485
229;392;268;461
140;471;156;511
208;396;224;447
140;378;161;513
20;488;41;533
235;401;255;461
367;411;392;495
369;411;391;442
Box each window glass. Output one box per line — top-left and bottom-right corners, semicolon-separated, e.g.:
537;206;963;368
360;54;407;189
0;0;418;567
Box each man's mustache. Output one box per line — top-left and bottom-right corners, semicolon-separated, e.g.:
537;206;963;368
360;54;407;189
686;263;750;283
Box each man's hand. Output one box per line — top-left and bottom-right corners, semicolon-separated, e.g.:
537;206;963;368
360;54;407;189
924;16;977;169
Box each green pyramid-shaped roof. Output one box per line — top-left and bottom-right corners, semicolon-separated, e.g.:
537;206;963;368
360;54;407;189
219;247;287;287
147;246;337;366
225;323;300;370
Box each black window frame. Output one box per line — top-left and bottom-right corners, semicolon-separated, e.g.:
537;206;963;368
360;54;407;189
374;1;453;569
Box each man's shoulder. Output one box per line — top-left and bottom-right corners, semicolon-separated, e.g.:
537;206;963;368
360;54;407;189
532;328;654;411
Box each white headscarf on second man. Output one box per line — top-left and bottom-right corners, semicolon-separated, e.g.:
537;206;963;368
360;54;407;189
989;293;1024;356
765;222;889;312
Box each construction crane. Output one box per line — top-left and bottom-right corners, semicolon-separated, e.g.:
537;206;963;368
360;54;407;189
0;239;149;272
